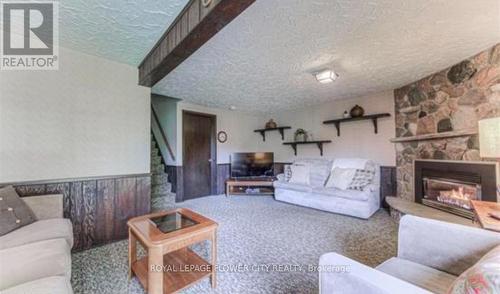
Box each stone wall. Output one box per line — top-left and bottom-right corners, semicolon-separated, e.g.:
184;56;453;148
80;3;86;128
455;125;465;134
394;44;500;201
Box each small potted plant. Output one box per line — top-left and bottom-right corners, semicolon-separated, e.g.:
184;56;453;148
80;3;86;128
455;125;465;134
294;128;308;142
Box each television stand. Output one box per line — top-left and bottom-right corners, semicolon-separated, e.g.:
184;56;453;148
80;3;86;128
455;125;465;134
226;178;274;196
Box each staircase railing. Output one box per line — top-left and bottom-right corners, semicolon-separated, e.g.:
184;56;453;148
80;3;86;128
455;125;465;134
151;105;176;162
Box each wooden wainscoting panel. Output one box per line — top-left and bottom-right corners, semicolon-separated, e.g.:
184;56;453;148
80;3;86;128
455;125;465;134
136;176;152;216
69;181;84;250
95;179;116;244
81;180;97;250
8;174;151;251
166;165;178;193
217;164;230;195
380;166;396;209
114;177;137;240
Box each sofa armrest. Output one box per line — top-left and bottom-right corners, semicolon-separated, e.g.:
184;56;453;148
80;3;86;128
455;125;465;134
319;253;431;294
22;194;64;220
398;215;500;276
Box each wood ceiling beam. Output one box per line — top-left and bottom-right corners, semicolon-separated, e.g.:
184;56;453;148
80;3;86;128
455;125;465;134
138;0;256;87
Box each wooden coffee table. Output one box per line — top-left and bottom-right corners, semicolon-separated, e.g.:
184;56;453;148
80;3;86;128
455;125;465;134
127;208;218;294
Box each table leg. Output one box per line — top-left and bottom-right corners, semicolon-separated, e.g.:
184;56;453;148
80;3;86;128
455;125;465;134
148;247;164;294
210;230;217;288
128;229;137;280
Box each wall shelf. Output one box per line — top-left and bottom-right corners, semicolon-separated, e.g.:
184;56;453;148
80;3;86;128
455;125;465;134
323;113;391;136
283;140;332;156
254;126;291;141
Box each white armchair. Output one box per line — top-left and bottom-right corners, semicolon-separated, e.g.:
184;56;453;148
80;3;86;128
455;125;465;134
319;215;500;294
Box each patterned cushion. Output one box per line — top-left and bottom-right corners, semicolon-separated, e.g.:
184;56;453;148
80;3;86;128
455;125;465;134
448;245;500;293
348;169;375;190
0;186;37;236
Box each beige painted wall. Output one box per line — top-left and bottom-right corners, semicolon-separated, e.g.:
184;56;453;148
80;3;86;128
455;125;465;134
266;91;396;165
0;47;151;183
175;102;266;165
168;91;396;167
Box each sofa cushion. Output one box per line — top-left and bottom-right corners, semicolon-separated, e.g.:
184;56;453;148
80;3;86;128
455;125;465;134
313;187;371;202
294;159;333;187
274;181;312;193
448;244;500;294
0;186;37;236
289;164;310;185
0;238;71;290
3;276;72;294
325;167;356;190
0;218;73;250
376;257;457;294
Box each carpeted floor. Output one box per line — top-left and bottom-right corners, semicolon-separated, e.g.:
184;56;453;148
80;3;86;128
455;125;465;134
72;195;398;294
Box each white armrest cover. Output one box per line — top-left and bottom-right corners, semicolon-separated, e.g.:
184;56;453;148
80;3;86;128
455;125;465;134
22;194;63;220
398;215;500;276
319;253;431;294
276;173;285;182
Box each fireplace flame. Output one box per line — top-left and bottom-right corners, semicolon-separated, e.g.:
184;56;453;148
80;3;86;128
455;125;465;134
438;187;474;210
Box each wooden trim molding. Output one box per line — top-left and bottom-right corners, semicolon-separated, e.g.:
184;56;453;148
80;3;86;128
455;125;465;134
138;0;256;87
6;174;151;251
0;173;151;186
390;129;477;143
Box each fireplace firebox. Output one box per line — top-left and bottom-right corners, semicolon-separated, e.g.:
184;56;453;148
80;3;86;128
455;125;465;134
414;160;498;219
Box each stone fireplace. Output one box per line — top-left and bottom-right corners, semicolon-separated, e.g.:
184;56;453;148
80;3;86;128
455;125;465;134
393;44;500;203
414;160;498;219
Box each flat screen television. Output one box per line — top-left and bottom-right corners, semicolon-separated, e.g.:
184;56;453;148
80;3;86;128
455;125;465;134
231;152;274;178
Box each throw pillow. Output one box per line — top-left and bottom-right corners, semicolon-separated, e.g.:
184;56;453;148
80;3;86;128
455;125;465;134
348;169;375;190
325;167;357;190
0;186;37;236
289;164;310;185
284;165;292;182
448;244;500;293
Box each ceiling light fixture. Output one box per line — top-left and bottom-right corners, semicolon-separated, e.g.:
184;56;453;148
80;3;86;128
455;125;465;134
314;69;338;84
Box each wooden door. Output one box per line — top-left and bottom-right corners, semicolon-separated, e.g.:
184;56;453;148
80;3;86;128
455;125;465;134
183;111;216;200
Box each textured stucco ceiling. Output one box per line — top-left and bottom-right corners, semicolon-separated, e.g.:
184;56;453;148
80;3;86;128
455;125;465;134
60;0;189;65
152;0;500;113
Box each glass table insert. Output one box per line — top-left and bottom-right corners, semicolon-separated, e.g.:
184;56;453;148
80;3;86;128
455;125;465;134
150;212;198;234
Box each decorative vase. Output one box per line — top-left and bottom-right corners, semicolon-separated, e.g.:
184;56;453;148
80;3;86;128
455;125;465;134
265;119;277;129
350;105;364;117
294;129;308;142
343;111;350;118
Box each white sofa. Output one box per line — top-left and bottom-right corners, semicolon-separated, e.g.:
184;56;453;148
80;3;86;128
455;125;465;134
319;215;500;294
274;158;380;219
0;194;74;294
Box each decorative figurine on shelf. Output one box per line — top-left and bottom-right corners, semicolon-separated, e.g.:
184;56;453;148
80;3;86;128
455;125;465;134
350;104;365;117
265;119;277;129
343;111;350;118
294;128;308;142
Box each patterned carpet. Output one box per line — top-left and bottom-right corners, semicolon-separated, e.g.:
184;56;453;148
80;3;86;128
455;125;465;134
72;195;398;294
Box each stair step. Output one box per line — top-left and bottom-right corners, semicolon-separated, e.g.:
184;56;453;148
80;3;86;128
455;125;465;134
152;183;172;195
151;156;161;165
152;174;169;185
151;191;175;200
151;163;165;174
